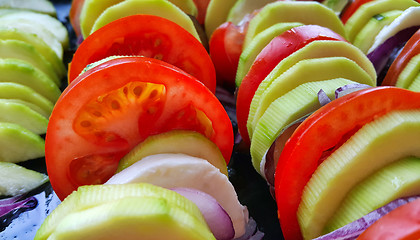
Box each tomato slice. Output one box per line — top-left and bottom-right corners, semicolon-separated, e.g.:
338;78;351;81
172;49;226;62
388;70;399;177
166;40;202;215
192;0;210;24
68;14;216;93
47;56;233;200
209;21;247;89
382;28;420;86
274;87;420;240
69;0;85;38
236;25;346;146
357;198;420;240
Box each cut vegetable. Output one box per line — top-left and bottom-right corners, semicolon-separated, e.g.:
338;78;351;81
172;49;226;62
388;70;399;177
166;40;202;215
35;183;213;240
0;82;53;117
275;87;420;240
0;162;48;196
325;156;420;234
353;10;403;53
173;188;234;240
69;14;215;92
248;56;375;140
235;22;303;87
314;196;419;240
106;153;247;238
0;123;45;163
0;99;48;134
0;40;60;86
46;56;233;200
79;0;198;38
344;0;419;42
368;6;420;54
251;79;356;175
89;0;200;40
298;110;420;239
117;130;228;175
0;27;66;78
0;58;60;103
244;1;346;47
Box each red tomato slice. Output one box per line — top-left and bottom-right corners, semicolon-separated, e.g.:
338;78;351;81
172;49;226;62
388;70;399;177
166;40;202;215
68;14;216;93
357;198;420;240
47;56;233;200
382;29;420;86
235;25;346;146
209;21;247;89
192;0;210;25
69;0;85;38
274;87;420;240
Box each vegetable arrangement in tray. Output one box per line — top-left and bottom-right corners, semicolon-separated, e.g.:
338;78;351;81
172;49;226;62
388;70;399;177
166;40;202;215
2;0;420;239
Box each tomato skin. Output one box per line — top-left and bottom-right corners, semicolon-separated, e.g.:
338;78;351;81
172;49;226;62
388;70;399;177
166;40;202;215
357;198;420;240
68;15;216;93
192;0;210;25
47;56;233;200
209;21;246;89
274;87;420;240
235;25;346;146
69;0;85;38
382;29;420;86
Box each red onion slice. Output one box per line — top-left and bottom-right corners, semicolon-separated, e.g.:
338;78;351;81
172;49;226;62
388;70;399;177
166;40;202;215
0;196;37;218
334;83;372;99
318;89;332;106
172;188;235;240
314;196;420;240
367;26;419;74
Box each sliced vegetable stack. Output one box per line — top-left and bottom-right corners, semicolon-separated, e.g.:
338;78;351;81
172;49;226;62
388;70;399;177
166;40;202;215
204;0;420;240
38;2;257;238
0;2;67;198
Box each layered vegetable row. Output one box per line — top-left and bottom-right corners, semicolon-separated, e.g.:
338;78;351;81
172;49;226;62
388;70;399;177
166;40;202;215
36;1;255;239
209;0;420;240
0;0;69;199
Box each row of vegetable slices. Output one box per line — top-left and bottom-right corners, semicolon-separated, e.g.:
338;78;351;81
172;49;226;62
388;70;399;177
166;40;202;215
211;0;420;240
37;1;256;239
0;0;68;198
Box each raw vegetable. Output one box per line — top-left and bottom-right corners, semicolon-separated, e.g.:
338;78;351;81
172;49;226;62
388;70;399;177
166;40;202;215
275;87;420;240
46;56;233;200
107;153;247;238
35;183;215;240
68;14;216;92
357;198;420;239
236;25;346;146
382;28;420;86
88;0;200;40
313;196;420;240
173;188;235;240
116;130;228;175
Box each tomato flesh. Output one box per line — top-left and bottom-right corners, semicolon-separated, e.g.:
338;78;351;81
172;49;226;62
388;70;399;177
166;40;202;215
236;25;346;146
274;87;420;240
382;29;420;86
47;57;233;200
68;14;216;93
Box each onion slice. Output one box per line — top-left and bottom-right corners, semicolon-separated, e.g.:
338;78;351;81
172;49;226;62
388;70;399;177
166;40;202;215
334;83;372;99
314;196;420;240
172;188;235;240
